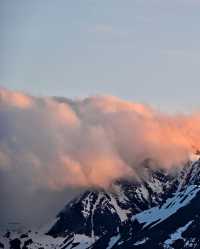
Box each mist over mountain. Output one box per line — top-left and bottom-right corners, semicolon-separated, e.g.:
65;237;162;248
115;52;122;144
1;88;200;227
1;154;200;249
1;88;200;248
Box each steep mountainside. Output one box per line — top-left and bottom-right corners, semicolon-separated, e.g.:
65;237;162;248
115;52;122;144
1;157;200;249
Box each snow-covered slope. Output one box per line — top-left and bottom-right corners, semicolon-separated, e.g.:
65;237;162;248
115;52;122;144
133;185;200;228
90;157;200;249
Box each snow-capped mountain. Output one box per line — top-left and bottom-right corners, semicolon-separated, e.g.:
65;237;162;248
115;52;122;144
93;185;200;249
45;157;177;240
1;156;200;249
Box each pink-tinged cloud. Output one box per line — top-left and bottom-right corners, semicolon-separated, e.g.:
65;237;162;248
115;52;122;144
0;87;33;109
1;88;200;190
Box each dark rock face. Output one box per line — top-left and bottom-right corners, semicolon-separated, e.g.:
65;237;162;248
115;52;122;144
10;239;21;249
20;234;28;239
22;239;33;249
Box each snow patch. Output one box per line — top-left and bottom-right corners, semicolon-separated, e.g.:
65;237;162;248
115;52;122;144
133;185;200;228
109;194;129;222
107;234;120;249
91;193;102;239
134;237;148;245
164;221;193;248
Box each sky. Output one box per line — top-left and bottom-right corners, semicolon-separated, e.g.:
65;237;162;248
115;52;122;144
1;0;200;112
1;1;200;226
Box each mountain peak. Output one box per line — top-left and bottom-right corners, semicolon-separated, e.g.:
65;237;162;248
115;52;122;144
2;159;200;249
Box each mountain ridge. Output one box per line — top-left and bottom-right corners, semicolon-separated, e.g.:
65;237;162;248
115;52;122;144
1;156;200;249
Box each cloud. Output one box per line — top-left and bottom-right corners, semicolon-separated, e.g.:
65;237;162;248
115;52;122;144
1;88;200;192
0;88;33;109
1;88;200;226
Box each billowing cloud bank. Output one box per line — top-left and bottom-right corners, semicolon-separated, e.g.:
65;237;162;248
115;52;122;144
1;87;200;190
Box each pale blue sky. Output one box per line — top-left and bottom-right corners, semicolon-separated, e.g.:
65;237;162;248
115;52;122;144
1;0;200;111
